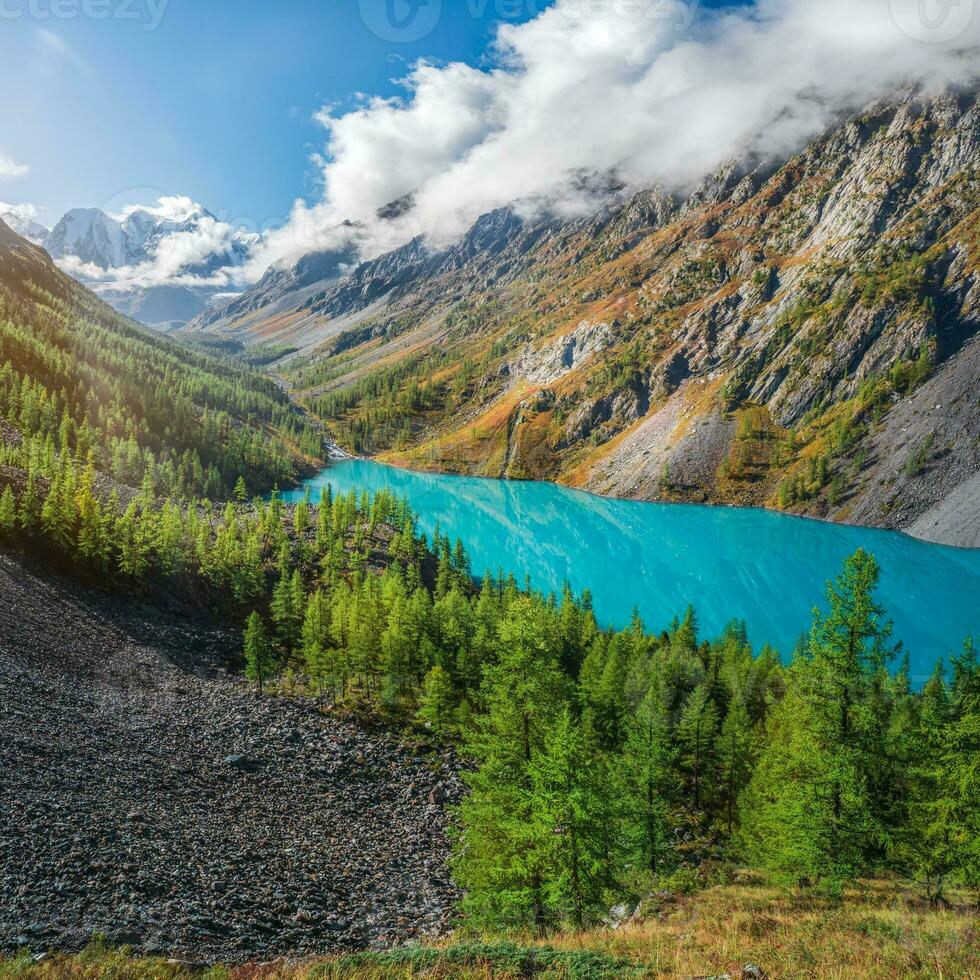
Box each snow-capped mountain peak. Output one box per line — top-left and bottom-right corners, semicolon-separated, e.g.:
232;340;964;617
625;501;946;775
40;198;256;328
0;203;48;245
46;208;126;268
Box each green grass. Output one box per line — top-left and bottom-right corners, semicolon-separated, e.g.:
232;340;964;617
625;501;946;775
3;878;978;979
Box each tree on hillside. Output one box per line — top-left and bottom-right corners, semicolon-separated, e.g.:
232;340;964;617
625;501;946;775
901;641;980;905
453;598;566;933
417;665;456;737
270;565;304;649
740;550;894;889
717;693;755;837
301;588;333;699
678;682;720;812
579;632;631;750
530;708;622;928
621;690;677;875
115;501;152;579
74;454;109;569
244;612;275;695
0;485;17;536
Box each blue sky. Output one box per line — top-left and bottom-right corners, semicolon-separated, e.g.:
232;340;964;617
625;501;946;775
0;0;553;225
3;0;970;290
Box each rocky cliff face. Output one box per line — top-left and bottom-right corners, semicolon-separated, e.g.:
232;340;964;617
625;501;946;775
193;87;980;546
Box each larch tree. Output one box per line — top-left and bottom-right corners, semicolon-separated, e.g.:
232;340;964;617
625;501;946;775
740;550;894;889
717;693;755;837
621;689;677;875
678;682;720;812
530;708;622;929
453;598;566;933
244;611;275;695
416;665;457;737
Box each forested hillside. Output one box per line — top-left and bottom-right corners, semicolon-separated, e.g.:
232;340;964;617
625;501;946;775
0;216;323;513
241;502;980;922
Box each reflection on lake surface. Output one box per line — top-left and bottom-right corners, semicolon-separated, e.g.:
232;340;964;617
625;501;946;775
283;460;980;684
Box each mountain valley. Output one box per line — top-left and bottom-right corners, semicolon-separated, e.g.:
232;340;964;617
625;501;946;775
186;88;980;547
0;201;255;330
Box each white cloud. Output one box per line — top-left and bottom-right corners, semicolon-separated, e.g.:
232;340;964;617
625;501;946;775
109;194;205;224
0;152;29;180
55;195;259;295
250;0;980;274
37;0;980;299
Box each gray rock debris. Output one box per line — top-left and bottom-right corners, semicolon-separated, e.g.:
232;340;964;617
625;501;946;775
0;553;462;964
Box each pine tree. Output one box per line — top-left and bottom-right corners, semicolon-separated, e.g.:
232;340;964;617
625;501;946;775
244;612;275;695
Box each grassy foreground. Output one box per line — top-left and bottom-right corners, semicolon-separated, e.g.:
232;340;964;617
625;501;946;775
1;878;977;980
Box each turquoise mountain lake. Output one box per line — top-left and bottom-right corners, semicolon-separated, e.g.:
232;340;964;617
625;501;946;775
283;460;980;683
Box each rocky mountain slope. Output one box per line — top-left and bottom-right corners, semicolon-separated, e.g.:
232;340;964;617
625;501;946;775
0;552;460;963
188;243;359;345
188;87;980;547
